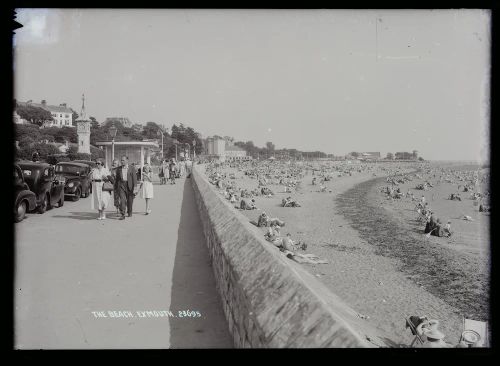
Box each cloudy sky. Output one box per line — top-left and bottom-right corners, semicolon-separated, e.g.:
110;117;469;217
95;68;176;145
14;9;490;161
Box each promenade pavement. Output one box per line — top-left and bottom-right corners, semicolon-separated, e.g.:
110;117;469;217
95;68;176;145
14;175;232;349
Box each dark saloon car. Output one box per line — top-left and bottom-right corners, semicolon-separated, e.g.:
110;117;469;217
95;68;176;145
18;162;65;214
14;164;37;222
55;162;91;201
73;160;97;169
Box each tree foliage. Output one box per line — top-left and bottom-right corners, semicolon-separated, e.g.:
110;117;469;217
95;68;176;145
16;104;53;126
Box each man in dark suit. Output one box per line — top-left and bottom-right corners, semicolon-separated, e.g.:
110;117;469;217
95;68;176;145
115;156;138;220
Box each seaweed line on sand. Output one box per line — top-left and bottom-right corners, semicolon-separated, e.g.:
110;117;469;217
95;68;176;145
335;176;490;322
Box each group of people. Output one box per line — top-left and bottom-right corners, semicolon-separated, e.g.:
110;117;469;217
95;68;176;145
159;158;193;185
89;156;154;220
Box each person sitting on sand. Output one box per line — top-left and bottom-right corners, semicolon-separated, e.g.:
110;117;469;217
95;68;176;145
257;212;269;227
239;198;256;210
282;196;301;207
431;218;445;237
443;221;452;237
418;329;453;348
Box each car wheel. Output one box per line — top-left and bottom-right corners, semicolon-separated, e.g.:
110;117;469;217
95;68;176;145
38;194;48;214
58;194;64;207
15;200;27;223
72;187;81;202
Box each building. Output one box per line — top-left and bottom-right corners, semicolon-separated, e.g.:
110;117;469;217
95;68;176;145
395;151;415;160
13;110;26;124
17;100;74;127
104;117;133;128
95;141;159;170
205;136;227;161
225;145;250;161
360;152;381;160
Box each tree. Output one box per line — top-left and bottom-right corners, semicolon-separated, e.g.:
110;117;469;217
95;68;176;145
89;116;100;129
16;104;53;126
349;152;359;158
142;121;162;139
418;157;425;161
386;152;394;160
71;109;79;122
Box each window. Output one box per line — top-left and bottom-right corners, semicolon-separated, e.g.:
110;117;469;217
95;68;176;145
65;114;69;118
60;114;63;117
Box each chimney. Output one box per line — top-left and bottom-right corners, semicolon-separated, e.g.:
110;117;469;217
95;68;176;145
41;100;47;106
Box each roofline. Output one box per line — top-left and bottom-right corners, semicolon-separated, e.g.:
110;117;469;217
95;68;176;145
94;141;159;147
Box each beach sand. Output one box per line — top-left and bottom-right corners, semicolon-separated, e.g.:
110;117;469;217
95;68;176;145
212;161;489;347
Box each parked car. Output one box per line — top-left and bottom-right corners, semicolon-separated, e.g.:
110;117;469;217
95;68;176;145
18;161;65;214
55;162;92;201
73;160;97;169
14;164;37;222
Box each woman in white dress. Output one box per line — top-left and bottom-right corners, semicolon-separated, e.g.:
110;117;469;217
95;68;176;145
141;163;154;215
90;158;112;220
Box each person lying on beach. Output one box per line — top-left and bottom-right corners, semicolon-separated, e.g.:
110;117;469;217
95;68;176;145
239;198;257;210
282;197;301;207
268;218;285;227
261;187;274;196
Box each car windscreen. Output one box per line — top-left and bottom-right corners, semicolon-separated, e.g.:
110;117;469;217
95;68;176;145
55;165;84;174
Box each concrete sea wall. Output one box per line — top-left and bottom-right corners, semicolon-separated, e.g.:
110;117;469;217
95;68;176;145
190;165;376;348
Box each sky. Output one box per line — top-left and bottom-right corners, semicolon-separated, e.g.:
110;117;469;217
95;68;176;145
13;9;490;162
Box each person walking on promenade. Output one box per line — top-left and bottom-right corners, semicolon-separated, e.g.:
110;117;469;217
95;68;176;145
141;163;154;215
116;156;138;220
110;159;120;214
90;158;113;220
169;158;177;184
160;159;168;185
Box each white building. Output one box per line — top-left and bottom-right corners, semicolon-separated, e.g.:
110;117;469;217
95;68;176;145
225;145;250;161
205;136;227;161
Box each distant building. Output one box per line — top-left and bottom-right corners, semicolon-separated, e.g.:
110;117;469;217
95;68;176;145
395;152;416;160
13;110;26;124
104;117;132;128
360;152;381;160
225;145;250;161
17;100;74;127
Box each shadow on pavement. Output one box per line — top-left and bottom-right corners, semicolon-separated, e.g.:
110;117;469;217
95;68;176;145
168;179;232;349
52;212;101;220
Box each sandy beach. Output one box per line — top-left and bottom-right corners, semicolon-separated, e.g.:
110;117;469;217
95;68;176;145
208;160;490;347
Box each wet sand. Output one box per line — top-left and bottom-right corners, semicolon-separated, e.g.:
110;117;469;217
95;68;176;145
213;161;489;347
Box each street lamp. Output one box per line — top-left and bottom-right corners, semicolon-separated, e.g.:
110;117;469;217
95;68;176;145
157;130;164;159
109;123;118;162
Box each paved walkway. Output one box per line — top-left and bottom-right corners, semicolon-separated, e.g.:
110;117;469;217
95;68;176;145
14;176;232;349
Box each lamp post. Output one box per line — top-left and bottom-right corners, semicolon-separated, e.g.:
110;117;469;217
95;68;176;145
109;123;118;163
157;130;164;159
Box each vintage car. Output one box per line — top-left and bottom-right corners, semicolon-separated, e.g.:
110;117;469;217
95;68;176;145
72;160;97;169
55;162;91;201
14;164;37;222
17;161;65;214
